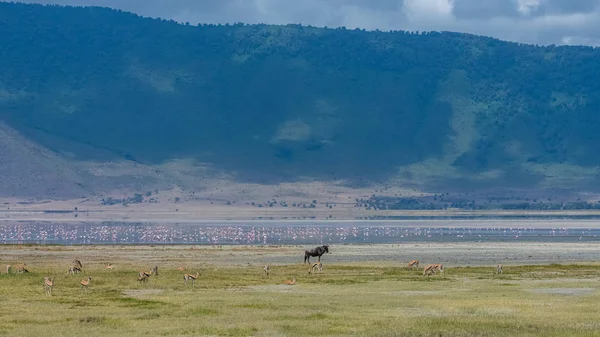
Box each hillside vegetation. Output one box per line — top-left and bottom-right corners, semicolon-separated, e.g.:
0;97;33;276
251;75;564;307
1;2;600;198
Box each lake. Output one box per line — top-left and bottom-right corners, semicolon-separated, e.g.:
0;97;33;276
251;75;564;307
1;220;600;245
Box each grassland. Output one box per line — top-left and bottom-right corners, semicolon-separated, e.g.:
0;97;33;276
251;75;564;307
1;244;599;337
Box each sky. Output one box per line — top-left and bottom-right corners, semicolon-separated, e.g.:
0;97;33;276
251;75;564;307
13;0;600;46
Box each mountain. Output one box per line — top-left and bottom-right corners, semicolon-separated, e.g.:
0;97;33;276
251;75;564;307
1;2;600;199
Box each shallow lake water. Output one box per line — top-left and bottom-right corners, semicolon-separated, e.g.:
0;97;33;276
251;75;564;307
1;220;600;245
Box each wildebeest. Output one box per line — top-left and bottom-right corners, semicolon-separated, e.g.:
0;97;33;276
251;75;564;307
304;245;329;264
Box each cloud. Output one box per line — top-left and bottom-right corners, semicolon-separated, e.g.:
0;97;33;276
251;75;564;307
10;0;600;46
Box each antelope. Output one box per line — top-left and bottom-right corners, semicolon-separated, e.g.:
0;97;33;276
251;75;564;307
138;274;149;284
308;262;323;274
15;264;28;274
408;260;420;268
423;264;435;276
183;272;200;287
139;266;158;279
105;263;115;270
178;266;186;271
423;264;443;276
73;259;83;270
263;265;269;276
80;277;91;291
5;265;11;274
43;277;55;296
284;277;296;285
67;266;82;274
496;264;503;275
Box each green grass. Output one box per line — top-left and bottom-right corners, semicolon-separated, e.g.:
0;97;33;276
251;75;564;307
0;247;599;336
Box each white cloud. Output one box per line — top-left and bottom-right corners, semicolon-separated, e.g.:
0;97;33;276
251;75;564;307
516;0;541;16
403;0;454;20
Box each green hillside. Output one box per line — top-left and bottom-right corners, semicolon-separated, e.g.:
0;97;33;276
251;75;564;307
1;2;600;193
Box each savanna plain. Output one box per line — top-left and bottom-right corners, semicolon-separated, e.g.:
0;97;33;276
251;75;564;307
1;243;599;337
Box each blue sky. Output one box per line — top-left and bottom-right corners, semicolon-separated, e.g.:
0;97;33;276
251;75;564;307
13;0;600;46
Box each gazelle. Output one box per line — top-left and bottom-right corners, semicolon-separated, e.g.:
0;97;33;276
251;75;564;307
43;277;55;296
408;260;420;268
178;266;186;271
183;272;200;287
284;277;296;285
105;263;115;270
80;277;92;291
496;264;503;275
139;270;152;279
73;259;83;270
67;266;82;275
308;262;323;274
5;265;11;274
152;265;159;277
138;274;149;284
263;265;270;276
423;264;443;276
15;264;28;274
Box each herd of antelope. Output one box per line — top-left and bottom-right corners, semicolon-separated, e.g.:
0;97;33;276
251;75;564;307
2;246;506;296
2;259;203;296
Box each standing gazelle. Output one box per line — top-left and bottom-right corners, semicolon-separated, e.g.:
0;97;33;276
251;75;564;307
408;260;420;269
80;277;92;291
263;265;270;277
43;277;55;296
496;264;503;275
183;272;200;287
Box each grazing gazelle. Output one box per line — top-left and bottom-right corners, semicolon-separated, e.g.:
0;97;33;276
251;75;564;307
67;266;82;275
308;262;323;274
284;277;296;285
138;274;149;284
408;260;420;268
73;259;83;270
496;264;503;275
423;264;435;276
423;264;443;276
80;277;92;291
263;265;270;276
43;277;55;296
183;272;200;287
138;269;153;279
